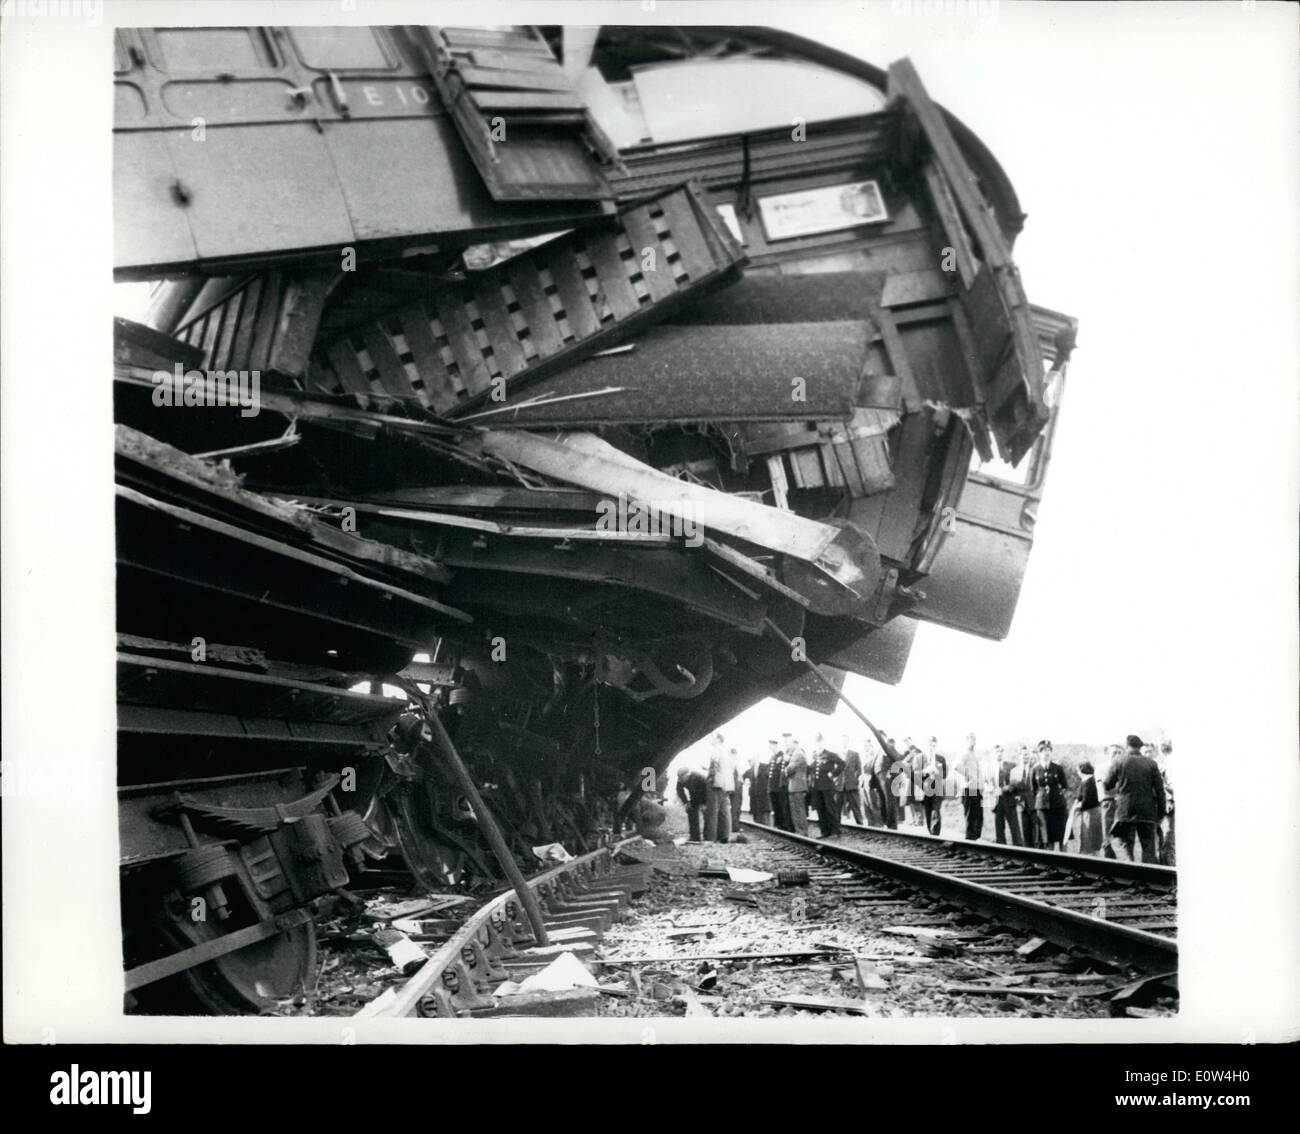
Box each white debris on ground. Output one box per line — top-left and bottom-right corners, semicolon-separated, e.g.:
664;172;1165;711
495;951;599;997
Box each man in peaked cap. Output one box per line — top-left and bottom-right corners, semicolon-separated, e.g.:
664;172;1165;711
810;734;845;838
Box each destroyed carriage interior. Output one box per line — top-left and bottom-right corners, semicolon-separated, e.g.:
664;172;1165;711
112;24;1077;1013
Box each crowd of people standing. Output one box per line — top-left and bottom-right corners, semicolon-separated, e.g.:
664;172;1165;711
675;729;1174;866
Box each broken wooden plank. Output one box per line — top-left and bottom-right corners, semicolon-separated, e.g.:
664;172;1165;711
467;987;601;1017
942;983;1077;998
598;947;853;966
115;424;455;588
853;956;890;992
881;925;961;940
1108;971;1178;1008
762;994;883;1016
476;430;855;569
116;484;470;622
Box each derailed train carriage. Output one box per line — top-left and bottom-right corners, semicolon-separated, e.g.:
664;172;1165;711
112;24;1078;1012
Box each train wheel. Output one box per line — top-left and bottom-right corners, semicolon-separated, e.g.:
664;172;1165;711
388;781;466;889
163;914;318;1016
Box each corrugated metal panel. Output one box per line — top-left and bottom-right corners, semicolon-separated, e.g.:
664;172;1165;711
492;321;867;426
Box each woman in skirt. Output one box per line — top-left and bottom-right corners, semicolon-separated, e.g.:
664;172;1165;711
1071;760;1104;855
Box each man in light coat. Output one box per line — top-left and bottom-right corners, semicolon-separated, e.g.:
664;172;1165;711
840;734;864;824
704;734;735;844
784;738;810;835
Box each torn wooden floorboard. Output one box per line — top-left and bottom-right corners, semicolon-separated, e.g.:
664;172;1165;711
308;181;746;417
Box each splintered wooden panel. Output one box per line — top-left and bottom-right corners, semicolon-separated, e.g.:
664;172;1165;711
773;434;893;501
839;434;895;496
405;25;619;202
171;268;336;378
889;58;1049;466
309;181;747;417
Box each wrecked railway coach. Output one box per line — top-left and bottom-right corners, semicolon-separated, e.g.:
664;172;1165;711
113;24;1077;1013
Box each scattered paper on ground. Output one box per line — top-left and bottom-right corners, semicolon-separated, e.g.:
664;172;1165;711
497;951;598;997
532;842;574;865
881;926;958;939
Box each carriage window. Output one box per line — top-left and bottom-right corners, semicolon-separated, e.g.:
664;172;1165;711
290;27;394;70
154;28;278;71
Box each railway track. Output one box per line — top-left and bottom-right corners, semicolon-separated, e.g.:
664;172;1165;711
355;838;651;1018
741;818;1177;973
333;824;1176;1019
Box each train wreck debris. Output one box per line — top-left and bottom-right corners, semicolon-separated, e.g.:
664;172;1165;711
112;23;1076;1015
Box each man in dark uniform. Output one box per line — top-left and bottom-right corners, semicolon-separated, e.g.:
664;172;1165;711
1104;734;1166;862
749;743;774;826
769;737;790;830
675;763;708;842
811;737;846;838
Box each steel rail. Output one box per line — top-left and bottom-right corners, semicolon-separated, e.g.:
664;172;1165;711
361;837;641;1018
741;820;1177;973
834;818;1176;886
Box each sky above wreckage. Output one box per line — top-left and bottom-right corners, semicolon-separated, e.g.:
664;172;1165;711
111;3;1298;756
